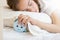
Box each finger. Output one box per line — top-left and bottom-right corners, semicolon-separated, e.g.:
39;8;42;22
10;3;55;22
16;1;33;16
19;16;25;23
21;15;28;26
24;16;30;27
24;18;28;27
25;15;30;25
18;14;25;24
21;16;27;24
18;14;23;22
18;14;24;21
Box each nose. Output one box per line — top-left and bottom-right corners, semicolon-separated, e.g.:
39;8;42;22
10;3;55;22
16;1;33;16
26;7;37;12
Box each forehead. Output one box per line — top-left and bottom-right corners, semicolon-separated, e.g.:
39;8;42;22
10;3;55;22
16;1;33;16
18;0;30;10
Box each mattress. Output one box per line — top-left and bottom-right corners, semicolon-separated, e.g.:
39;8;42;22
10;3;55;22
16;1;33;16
3;27;60;40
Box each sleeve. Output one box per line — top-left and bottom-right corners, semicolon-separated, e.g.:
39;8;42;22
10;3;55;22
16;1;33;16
39;0;60;16
43;5;57;16
41;0;57;16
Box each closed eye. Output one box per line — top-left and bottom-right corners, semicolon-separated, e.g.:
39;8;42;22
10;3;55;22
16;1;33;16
29;2;32;6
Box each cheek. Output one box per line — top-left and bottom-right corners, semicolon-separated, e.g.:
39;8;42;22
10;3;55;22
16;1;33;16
18;4;27;10
32;2;39;10
32;4;39;12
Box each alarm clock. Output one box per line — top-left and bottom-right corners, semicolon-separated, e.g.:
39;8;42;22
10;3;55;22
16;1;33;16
13;19;28;32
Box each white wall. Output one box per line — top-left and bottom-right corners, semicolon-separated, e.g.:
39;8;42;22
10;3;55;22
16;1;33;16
0;14;3;40
0;9;3;40
0;0;4;40
0;0;7;6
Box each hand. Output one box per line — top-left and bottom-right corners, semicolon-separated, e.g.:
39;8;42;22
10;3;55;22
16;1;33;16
18;14;31;27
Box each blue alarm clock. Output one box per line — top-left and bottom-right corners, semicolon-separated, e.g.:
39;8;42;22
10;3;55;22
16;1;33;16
13;19;28;32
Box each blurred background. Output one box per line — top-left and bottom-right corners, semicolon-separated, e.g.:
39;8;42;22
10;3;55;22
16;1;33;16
0;0;4;40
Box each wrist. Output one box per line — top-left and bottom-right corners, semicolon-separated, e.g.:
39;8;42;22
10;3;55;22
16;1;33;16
29;18;36;25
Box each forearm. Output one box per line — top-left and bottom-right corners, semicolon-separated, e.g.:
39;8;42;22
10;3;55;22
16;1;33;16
29;12;60;33
35;20;60;33
30;17;60;33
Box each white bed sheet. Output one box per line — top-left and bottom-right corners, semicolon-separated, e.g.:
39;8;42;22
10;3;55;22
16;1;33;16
3;27;43;40
3;27;60;40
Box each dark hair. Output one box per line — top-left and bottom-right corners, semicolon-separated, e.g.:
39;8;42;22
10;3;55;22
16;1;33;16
7;0;19;11
34;0;41;12
7;0;41;12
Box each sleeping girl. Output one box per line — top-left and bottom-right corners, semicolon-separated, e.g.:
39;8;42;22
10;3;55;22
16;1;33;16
7;0;60;33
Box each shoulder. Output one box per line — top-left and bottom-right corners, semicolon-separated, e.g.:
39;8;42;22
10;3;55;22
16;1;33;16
51;11;60;19
50;11;60;25
38;0;54;13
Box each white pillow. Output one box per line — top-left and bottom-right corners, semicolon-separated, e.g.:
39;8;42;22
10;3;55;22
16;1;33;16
3;6;52;27
3;10;52;28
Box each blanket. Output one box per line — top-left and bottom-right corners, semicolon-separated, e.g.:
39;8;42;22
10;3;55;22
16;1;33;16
3;11;52;35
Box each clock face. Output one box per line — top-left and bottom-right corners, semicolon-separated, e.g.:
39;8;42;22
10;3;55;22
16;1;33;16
13;19;27;32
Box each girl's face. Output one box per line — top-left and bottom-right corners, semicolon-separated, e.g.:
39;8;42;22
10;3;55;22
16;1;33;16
17;0;39;12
